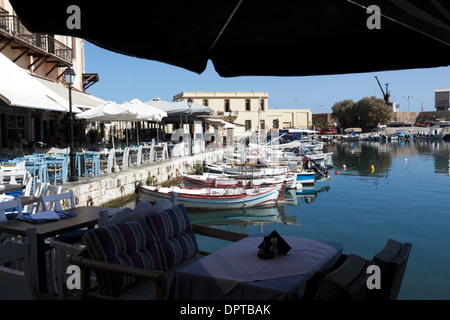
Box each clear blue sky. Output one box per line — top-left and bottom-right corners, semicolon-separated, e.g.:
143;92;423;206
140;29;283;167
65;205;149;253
84;41;449;114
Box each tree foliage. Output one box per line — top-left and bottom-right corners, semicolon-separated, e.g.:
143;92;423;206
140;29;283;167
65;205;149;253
332;96;392;129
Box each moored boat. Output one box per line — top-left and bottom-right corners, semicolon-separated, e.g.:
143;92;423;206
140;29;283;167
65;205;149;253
182;171;301;190
139;185;282;210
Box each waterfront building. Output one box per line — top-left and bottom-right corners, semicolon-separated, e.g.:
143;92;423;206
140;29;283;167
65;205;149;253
173;92;312;137
435;88;450;111
0;0;102;150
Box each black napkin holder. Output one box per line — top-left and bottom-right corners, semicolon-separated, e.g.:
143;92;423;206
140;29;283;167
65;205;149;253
258;231;292;256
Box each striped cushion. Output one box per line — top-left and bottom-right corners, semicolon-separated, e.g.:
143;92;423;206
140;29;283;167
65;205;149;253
145;204;199;270
83;218;163;294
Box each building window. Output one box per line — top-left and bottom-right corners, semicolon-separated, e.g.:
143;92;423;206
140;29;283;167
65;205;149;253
245;120;252;131
225;99;230;112
261;99;265;111
273;119;279;129
260;120;265;130
245;99;250;111
203;99;208;106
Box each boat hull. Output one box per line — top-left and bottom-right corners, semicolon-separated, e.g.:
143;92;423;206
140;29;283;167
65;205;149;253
296;170;316;184
182;173;300;190
139;185;281;210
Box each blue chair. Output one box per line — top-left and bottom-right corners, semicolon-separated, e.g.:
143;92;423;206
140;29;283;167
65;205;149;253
45;156;67;185
84;152;100;177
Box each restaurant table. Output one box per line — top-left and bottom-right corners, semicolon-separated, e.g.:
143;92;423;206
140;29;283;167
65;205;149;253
0;184;25;194
17;196;40;206
168;235;343;300
0;206;104;293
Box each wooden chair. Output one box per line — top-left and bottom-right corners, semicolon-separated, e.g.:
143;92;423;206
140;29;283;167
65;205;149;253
84;152;100;177
40;190;81;298
0;227;38;299
129;145;142;167
40;190;75;211
0;198;23;217
24;180;47;214
0;168;27;185
0;199;23;242
45;184;62;196
100;148;115;175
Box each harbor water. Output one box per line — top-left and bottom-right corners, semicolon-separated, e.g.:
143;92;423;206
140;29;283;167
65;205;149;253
121;139;450;300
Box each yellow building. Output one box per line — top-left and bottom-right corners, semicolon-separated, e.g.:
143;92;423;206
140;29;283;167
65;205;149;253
173;92;312;136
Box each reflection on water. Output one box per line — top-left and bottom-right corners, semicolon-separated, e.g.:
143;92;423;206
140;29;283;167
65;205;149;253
326;140;450;177
116;140;450;299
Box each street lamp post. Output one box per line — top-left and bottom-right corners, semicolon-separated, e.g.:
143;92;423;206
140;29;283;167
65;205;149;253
403;95;414;112
188;98;193;156
64;67;78;182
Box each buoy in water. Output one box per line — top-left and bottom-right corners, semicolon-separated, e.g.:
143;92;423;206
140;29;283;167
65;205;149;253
335;171;340;175
342;164;346;170
370;164;375;172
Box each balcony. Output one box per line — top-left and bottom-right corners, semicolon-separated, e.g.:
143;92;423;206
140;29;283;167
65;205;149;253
0;13;72;65
217;111;238;122
218;111;239;117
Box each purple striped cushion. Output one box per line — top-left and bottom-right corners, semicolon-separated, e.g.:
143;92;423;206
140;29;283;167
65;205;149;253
83;218;163;294
145;204;199;270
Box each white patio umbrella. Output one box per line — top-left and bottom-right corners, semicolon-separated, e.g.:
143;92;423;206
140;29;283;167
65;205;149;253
123;99;168;144
75;101;140;148
123;98;167;122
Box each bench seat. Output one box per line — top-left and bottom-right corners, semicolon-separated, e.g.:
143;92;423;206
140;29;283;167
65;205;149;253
71;204;248;300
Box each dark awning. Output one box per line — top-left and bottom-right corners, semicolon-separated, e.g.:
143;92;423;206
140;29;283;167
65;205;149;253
10;0;450;77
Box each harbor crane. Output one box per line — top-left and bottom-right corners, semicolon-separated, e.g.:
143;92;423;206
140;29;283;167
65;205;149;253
375;76;391;104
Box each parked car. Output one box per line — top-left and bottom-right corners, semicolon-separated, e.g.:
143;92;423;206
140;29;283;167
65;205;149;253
414;122;430;127
320;127;337;134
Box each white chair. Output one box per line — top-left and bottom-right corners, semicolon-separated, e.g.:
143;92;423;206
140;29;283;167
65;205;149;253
121;147;130;170
148;142;155;162
0;227;38;299
0;198;23;242
114;147;130;171
40;190;75;211
24;181;48;214
0;168;27;185
100;148;115;175
44;184;62;196
40;190;81;298
0;198;23;218
22;172;33;197
129;145;142;167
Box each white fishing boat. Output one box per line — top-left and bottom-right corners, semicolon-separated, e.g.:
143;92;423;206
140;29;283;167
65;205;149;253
182;171;301;190
343;128;362;141
418;123;450;140
204;163;290;177
295;169;316;184
139;185;282;210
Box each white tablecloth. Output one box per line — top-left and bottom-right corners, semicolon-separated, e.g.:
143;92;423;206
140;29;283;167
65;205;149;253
199;236;338;294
